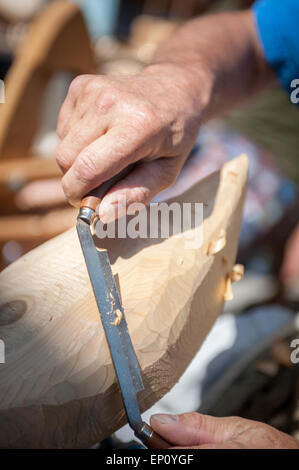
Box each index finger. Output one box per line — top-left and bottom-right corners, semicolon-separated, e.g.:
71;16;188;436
61;124;150;206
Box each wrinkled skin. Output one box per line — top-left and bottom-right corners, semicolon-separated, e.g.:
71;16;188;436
56;10;270;222
56;9;298;450
56;65;205;222
150;412;299;449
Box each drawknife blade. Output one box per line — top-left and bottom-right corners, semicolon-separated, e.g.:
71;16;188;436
76;193;170;448
76;218;143;429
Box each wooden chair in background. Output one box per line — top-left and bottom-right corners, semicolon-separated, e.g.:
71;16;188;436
0;0;96;267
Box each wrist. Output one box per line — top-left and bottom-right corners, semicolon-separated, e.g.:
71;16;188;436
141;61;214;123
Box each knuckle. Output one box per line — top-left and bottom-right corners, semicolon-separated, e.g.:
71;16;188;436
132;103;155;130
128;103;163;142
85;76;104;94
229;416;244;426
188;411;202;422
56;147;71;171
228;416;247;434
74;150;98;183
191;412;204;428
94;88;116;113
180;412;204;431
69;75;91;97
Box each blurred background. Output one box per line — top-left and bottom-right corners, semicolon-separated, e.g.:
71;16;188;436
0;0;298;448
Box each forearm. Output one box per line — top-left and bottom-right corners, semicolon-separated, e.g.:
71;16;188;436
144;10;275;120
57;9;276;208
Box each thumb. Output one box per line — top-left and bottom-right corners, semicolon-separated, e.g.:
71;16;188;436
150;413;242;447
97;158;179;223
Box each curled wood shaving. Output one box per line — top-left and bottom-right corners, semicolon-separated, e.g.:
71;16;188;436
224;264;245;301
111;309;122;326
230;264;244;283
207;230;226;256
224;276;233;301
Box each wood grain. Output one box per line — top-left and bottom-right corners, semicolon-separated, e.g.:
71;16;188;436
0;155;248;448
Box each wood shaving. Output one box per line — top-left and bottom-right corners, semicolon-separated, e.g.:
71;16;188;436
111;309;122;326
230;264;244;283
207;230;226;256
224;276;233;301
223;264;244;301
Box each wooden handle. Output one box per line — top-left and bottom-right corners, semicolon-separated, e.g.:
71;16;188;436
80;164;135;212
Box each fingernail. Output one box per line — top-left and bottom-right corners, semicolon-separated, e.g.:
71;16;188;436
98;202;116;224
151;414;178;424
98;198;127;224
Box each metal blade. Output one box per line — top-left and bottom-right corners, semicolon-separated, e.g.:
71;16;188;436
76;218;144;429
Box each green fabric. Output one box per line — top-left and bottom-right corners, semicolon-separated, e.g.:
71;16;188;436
225;86;299;182
207;2;299;183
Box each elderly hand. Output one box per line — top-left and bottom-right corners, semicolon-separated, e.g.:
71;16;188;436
150;412;299;449
56;9;272;222
56;65;207;222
